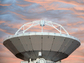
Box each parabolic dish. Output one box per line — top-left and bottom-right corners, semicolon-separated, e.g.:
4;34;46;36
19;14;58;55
3;20;80;62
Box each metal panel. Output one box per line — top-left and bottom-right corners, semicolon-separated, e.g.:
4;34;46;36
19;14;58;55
46;51;58;60
62;39;73;53
51;36;65;51
59;38;70;52
52;53;61;61
10;37;25;52
52;53;67;61
30;35;41;50
43;36;54;50
3;39;19;54
34;51;39;58
42;51;50;59
27;51;36;60
65;40;80;55
19;36;32;51
23;52;30;59
68;44;79;54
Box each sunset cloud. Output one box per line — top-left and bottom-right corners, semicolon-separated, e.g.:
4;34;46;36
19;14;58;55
0;4;11;6
0;0;84;63
0;28;13;35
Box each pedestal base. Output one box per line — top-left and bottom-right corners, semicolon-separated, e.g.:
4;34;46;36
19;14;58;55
21;58;61;63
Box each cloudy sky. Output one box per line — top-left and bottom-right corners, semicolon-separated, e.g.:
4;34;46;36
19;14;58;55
0;0;84;63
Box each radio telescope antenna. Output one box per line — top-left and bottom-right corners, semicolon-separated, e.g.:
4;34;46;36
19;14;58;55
3;20;80;63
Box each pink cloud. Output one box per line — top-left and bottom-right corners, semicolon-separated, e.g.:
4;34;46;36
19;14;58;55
10;11;38;21
24;0;84;10
10;12;26;19
6;23;23;29
59;0;84;5
0;21;6;24
67;21;84;26
74;6;84;11
0;56;22;63
62;54;84;63
0;4;11;6
24;0;84;5
17;4;32;7
0;28;13;35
